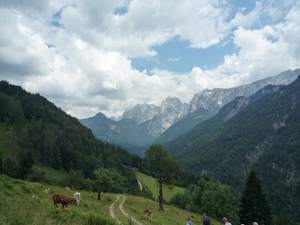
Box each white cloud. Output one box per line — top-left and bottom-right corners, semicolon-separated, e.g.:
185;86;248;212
230;1;263;28
0;0;299;119
167;58;181;62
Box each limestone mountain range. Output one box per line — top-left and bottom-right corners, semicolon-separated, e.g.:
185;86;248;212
80;68;300;152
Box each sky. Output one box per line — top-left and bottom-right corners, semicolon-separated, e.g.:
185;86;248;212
0;0;300;119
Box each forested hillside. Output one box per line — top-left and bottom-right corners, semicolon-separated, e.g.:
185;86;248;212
164;76;300;220
0;80;200;195
0;80;143;194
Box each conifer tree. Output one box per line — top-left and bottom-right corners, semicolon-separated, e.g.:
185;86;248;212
52;146;62;170
16;150;34;179
239;170;273;225
3;157;18;178
0;155;3;174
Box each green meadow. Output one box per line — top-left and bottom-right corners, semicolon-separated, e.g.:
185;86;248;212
0;173;223;225
136;172;185;202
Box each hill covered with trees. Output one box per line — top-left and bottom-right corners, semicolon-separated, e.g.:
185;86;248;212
0;80;144;195
164;75;300;221
0;80;199;195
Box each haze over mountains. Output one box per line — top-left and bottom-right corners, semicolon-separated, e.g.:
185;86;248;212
80;68;300;151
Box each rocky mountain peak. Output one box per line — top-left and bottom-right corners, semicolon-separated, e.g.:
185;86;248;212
188;69;300;113
121;103;160;124
160;97;188;116
146;97;189;136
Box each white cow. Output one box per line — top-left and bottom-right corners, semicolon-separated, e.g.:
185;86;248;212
43;188;50;194
73;192;81;206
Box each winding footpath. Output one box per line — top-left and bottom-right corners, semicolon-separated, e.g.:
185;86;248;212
108;195;122;225
109;195;144;225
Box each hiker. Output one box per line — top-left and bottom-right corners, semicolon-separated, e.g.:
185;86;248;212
186;216;192;225
222;217;232;225
203;213;211;225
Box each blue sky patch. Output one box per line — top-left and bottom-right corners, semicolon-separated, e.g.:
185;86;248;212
113;0;131;16
131;36;235;73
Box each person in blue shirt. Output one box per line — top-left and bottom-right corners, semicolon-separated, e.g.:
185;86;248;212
186;216;192;225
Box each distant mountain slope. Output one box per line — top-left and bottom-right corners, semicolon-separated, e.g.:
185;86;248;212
164;75;300;219
80;112;154;153
152;107;216;144
187;68;300;113
163;84;283;154
81;69;300;152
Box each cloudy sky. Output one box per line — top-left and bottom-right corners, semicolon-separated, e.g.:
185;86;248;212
0;0;299;119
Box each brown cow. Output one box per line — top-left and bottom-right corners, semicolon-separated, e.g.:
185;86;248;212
52;193;75;209
143;208;152;220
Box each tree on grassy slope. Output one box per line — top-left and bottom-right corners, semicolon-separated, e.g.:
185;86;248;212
239;170;273;225
93;167;125;200
144;144;182;210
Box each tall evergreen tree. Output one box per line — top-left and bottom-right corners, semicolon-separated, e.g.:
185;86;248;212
17;150;34;179
3;157;18;178
26;150;34;172
0;155;3;174
239;170;273;225
52;146;62;170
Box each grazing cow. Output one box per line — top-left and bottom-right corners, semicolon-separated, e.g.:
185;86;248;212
143;208;152;220
52;193;74;209
43;188;50;194
65;187;70;190
73;192;81;206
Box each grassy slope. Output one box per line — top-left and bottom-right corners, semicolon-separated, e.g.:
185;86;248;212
136;172;185;202
0;123;221;224
135;172;223;224
0;174;117;225
123;194;222;225
0;174;222;225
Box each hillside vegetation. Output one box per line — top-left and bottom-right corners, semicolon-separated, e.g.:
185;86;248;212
136;171;185;202
0;174;117;225
164;75;300;221
0;174;223;225
0;80;143;194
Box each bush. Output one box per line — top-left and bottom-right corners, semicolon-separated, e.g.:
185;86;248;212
83;213;117;225
27;167;46;182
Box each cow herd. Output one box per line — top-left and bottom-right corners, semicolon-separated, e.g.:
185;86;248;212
45;188;153;221
43;188;81;209
52;193;75;209
52;192;81;209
